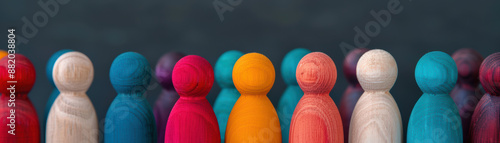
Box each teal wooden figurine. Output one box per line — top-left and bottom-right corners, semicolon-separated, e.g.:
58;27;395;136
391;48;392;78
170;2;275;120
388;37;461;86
407;51;462;143
105;52;156;142
213;50;244;142
277;48;310;143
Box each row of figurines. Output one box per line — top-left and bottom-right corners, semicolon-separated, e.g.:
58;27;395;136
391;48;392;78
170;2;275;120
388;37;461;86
0;48;498;143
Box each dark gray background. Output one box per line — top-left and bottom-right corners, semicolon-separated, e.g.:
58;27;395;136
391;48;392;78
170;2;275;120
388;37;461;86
1;0;499;142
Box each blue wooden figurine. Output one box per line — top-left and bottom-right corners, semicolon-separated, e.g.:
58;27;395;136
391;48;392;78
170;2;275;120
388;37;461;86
105;52;156;143
44;49;73;120
213;50;244;142
277;48;310;143
407;51;462;143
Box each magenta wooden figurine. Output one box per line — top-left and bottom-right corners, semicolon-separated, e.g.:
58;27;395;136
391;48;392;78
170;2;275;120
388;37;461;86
165;55;221;143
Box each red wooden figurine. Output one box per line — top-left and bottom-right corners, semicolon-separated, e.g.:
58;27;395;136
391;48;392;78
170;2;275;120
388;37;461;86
0;54;40;142
470;52;500;142
165;55;221;143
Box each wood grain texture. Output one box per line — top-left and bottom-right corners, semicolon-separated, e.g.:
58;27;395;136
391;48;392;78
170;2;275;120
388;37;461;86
153;52;185;143
408;51;462;143
166;55;221;143
105;52;156;143
277;48;310;143
0;54;39;143
213;50;243;143
44;49;73;121
289;52;343;143
46;51;98;143
226;52;282;143
349;49;402;143
470;52;500;142
339;48;367;143
450;48;484;142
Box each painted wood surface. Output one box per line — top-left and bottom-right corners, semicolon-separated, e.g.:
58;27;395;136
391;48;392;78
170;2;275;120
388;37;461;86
165;55;221;143
46;51;98;143
408;51;462;143
213;50;243;143
470;52;500;142
0;54;39;142
349;49;402;143
44;49;73;121
105;52;156;143
0;50;7;58
289;52;343;143
226;52;282;143
450;48;484;142
153;52;185;143
339;48;367;143
277;48;310;143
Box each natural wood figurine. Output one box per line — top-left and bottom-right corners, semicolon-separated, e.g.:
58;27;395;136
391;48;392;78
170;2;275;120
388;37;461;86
45;49;73;121
349;49;402;143
226;52;282;143
289;52;343;143
46;51;98;143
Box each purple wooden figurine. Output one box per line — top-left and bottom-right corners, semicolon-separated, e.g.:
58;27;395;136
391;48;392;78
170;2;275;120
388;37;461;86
153;52;185;143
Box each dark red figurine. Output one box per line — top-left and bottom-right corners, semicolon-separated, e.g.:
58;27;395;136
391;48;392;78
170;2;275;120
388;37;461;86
0;54;40;142
470;52;500;142
339;48;368;143
450;48;484;142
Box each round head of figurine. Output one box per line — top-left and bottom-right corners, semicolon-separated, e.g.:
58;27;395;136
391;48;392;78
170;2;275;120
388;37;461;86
357;49;398;91
46;49;73;85
53;52;94;93
281;48;311;85
343;48;369;85
479;52;500;96
415;51;457;94
452;48;484;86
172;55;214;98
233;53;275;95
155;52;185;90
0;50;8;59
110;52;151;95
215;50;244;88
296;52;337;94
0;54;36;95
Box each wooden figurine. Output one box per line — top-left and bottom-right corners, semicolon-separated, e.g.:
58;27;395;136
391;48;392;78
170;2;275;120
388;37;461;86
470;52;500;142
226;53;282;143
407;51;462;143
289;52;343;143
165;55;221;143
46;51;98;143
0;54;40;142
213;50;243;142
44;49;73;120
349;49;402;143
339;48;367;143
153;52;185;143
105;52;156;142
450;48;484;142
277;48;310;143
